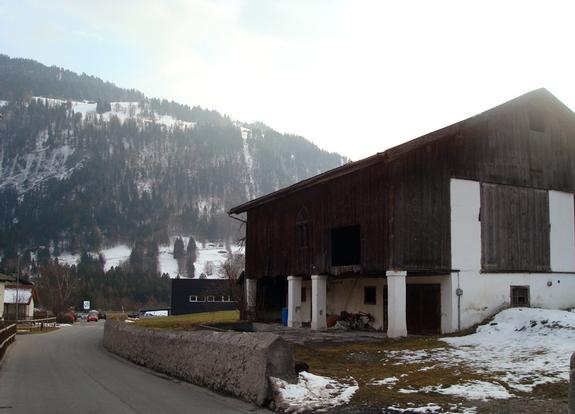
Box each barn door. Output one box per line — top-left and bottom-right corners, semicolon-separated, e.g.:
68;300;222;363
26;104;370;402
406;284;441;335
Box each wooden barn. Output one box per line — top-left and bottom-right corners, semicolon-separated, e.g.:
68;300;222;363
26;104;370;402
229;89;575;337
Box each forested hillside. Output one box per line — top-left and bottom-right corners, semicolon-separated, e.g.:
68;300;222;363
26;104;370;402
0;54;347;254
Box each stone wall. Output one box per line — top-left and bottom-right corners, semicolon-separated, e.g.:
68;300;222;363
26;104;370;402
103;320;295;405
570;352;575;414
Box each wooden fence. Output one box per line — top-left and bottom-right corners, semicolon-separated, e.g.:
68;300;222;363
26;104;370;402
15;317;57;333
0;322;16;361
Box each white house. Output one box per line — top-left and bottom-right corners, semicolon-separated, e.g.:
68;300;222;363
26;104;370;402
0;273;15;320
3;280;36;320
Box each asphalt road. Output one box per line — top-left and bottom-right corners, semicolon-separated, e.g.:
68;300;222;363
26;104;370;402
0;321;268;414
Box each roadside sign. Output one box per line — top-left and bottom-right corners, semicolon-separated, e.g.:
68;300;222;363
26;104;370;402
83;301;90;310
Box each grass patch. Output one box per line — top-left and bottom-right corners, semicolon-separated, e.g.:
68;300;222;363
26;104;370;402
133;310;240;330
107;311;128;321
17;327;59;335
293;335;503;409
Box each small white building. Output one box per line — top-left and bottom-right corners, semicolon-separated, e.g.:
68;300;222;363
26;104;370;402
0;273;16;320
3;282;36;320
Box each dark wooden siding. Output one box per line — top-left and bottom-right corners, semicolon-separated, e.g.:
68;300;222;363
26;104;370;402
480;183;550;272
244;90;575;278
171;279;237;315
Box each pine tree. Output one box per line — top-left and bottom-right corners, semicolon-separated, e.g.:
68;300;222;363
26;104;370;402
173;237;184;259
186;236;197;262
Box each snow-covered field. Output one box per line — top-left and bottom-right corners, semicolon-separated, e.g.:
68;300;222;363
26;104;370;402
56;238;243;278
57;244;131;272
32;97;196;130
158;237;243;278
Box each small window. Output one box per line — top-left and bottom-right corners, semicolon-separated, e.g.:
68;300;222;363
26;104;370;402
529;110;545;132
331;225;361;266
511;286;530;307
301;287;307;303
296;208;310;249
189;295;197;302
214;296;222;302
364;286;377;305
207;295;214;302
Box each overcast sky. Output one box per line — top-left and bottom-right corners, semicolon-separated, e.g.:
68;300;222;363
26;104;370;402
0;0;574;160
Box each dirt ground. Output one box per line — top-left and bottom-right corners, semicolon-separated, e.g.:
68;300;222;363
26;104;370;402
284;332;569;414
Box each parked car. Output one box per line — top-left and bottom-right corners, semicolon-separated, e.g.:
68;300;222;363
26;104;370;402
87;311;99;322
97;311;107;320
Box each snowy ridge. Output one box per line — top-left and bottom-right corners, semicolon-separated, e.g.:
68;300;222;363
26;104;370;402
32;97;196;130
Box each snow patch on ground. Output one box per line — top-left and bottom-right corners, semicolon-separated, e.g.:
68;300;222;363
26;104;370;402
377;308;575;403
442;307;575;392
400;381;511;401
385;403;477;413
270;371;358;413
370;376;398;386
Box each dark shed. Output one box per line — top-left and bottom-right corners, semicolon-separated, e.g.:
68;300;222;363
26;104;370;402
170;279;238;315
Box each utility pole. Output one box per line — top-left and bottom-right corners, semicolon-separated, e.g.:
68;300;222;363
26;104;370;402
15;253;20;322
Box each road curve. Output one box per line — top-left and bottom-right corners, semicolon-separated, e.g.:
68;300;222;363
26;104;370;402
0;321;268;414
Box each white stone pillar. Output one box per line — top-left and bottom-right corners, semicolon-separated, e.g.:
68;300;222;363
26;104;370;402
287;276;302;328
311;275;327;331
245;278;257;310
386;270;407;338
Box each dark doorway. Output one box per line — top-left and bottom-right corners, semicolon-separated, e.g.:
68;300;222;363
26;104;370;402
406;284;441;335
256;277;287;322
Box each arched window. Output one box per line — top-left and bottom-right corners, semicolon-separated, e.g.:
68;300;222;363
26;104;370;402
296;207;310;249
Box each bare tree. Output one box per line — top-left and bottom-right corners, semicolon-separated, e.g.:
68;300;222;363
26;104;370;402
219;253;245;314
37;262;77;315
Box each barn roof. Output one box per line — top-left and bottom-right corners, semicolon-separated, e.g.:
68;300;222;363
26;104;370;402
229;88;572;214
3;287;33;305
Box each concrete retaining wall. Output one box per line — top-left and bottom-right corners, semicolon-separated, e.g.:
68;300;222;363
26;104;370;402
103;320;295;405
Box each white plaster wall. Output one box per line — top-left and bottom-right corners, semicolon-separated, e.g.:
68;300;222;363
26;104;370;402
549;190;575;272
0;283;4;319
450;178;481;271
326;278;386;330
456;271;575;329
27;298;34;319
450;178;575;331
